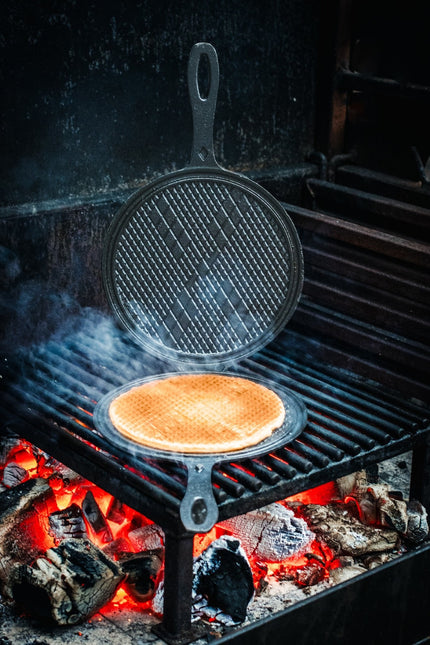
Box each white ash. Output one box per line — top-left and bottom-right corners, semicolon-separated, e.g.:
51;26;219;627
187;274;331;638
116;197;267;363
219;502;314;561
337;469;429;544
300;502;399;556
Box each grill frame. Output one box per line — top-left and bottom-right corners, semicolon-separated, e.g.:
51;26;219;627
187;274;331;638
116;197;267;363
1;314;429;643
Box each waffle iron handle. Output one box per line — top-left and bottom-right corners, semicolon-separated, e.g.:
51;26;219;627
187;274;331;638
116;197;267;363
180;460;219;533
188;42;220;169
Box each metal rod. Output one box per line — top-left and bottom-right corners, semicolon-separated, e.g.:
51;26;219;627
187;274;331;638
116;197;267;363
244;459;281;484
265;343;427;427
410;433;430;514
220;463;263;491
243;358;408;438
275;448;314;473
301;429;345;461
263;455;297;479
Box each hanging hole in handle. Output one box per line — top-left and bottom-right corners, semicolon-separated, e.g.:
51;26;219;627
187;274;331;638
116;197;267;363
191;497;208;525
197;53;211;100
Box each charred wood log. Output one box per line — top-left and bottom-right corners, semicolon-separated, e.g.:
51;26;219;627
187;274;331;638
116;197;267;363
10;538;124;625
406;500;429;543
300;503;399;556
0;478;53;598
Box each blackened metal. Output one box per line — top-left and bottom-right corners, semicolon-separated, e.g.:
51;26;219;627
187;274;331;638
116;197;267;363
307;178;430;240
102;43;304;366
154;531;195;642
410;434;430;513
338;69;430;101
336;165;430;209
1;322;429;640
242;459;281;485
218;464;263;492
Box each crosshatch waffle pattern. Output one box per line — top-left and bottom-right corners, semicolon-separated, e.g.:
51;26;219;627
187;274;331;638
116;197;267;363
108;373;287;453
113;179;293;358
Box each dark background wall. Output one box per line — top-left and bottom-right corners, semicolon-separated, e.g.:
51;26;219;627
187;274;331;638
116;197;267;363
0;0;319;207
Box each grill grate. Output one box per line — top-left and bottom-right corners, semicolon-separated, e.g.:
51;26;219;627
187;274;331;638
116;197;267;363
1;319;428;529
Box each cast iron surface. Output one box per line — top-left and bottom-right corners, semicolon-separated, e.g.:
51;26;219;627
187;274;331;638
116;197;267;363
1;321;429;533
103;43;304;365
94;372;307;532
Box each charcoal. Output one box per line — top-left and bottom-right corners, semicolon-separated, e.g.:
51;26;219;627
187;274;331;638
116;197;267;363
81;490;112;543
119;549;163;602
293;560;326;587
366;483;409;533
102;537;131;560
219;502;313;561
406;500;429;543
2;462;28;488
48;504;87;543
10;538;124;625
193;536;254;623
106;497;126;524
128;524;164;552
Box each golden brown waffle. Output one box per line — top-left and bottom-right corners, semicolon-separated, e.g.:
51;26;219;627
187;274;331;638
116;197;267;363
108;374;286;454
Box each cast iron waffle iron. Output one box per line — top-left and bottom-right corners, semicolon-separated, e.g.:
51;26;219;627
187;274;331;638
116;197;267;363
94;43;307;532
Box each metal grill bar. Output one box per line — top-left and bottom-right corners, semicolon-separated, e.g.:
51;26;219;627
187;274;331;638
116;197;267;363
1;324;429;529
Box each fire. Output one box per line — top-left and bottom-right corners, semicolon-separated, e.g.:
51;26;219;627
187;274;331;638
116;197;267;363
0;437;341;620
285;481;339;505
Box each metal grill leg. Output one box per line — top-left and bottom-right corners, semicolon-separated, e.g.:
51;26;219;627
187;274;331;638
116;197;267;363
410;433;430;513
152;530;207;645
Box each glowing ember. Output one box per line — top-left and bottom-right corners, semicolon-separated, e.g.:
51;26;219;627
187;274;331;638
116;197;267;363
0;436;382;626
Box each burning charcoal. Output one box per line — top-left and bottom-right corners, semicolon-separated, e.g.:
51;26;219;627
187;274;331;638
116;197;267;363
329;564;367;585
81;490;113;543
193;536;254;623
219;502;313;562
293;560;326;587
2;462;28;488
10;538;124;625
300;503;399;556
106;497;126;524
192;596;239;627
128;524;164;552
38;453;81;483
405;500;429;543
102;537;131;560
48;504;87;544
119;549;163;602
